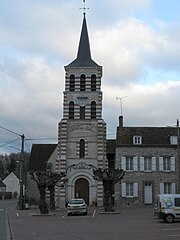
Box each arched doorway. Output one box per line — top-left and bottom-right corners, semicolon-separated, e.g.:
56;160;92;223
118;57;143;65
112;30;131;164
75;178;89;205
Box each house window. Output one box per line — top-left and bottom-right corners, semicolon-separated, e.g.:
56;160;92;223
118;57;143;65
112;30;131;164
160;182;176;194
163;157;171;171
80;74;86;91
126;183;134;197
121;182;138;197
69;101;74;119
144;157;152;171
79;139;85;158
159;156;175;171
80;106;85;119
126;157;134;171
70;74;75;91
140;156;156;171
164;183;172;194
91;101;96;119
170;136;178;145
121;156;138;171
91;74;96;91
133;135;142;144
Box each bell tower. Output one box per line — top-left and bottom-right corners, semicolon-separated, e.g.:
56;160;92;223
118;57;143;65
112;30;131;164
57;13;107;207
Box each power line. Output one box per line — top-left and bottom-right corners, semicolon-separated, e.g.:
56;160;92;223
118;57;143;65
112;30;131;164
0;125;21;136
0;137;21;148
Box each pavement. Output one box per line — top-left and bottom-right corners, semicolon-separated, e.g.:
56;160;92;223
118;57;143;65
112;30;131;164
7;202;68;240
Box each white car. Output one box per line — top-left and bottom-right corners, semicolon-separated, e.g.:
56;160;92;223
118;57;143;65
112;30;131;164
67;198;87;216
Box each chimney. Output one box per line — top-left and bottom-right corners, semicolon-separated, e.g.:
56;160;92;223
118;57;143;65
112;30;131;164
119;115;123;128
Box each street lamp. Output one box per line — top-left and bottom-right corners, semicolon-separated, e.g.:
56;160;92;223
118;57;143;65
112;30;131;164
177;119;180;193
18;134;25;210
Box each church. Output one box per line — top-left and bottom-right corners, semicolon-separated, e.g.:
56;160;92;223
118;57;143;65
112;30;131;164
28;12;179;208
28;12;108;208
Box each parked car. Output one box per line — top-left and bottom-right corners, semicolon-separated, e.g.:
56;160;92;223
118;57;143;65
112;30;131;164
157;194;180;223
67;198;87;216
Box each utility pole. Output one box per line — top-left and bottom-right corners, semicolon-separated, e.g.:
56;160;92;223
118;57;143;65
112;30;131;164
177;119;180;193
18;134;25;210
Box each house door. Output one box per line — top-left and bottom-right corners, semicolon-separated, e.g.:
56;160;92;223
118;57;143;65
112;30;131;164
144;183;152;204
75;178;89;205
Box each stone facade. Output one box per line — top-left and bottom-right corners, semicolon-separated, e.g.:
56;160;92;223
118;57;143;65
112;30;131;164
114;116;178;207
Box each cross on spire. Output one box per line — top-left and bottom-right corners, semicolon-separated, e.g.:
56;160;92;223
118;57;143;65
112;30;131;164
80;0;89;16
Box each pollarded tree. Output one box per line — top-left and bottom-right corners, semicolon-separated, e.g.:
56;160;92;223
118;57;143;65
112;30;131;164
30;171;66;214
93;168;125;212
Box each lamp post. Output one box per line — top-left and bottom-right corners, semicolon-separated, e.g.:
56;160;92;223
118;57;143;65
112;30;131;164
18;134;25;210
177;119;180;193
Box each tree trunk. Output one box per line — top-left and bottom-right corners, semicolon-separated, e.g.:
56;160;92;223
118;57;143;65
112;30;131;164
38;185;49;214
103;180;114;212
48;185;55;211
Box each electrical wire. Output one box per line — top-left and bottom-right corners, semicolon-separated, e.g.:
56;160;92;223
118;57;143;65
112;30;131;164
0;125;21;136
0;137;21;148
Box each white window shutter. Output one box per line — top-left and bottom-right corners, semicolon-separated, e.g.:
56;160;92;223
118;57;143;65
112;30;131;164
140;157;144;171
160;183;164;194
121;157;126;170
133;157;138;171
152;157;156;171
159;157;163;171
133;183;138;197
171;183;176;194
121;183;126;197
171;156;175;171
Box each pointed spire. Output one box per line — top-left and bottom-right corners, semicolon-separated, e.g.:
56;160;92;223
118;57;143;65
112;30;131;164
66;14;100;67
77;14;91;62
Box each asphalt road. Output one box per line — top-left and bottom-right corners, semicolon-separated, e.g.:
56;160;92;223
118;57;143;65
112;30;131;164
8;205;180;240
0;200;16;240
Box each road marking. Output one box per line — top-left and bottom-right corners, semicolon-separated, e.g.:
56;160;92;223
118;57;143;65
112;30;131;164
16;213;19;217
169;234;180;237
0;209;4;211
92;209;96;217
163;228;180;231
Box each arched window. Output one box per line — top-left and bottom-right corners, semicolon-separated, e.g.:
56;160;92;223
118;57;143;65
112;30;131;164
80;74;86;91
80;106;85;119
91;74;96;91
70;74;75;91
79;139;85;158
91;101;96;119
69;101;74;119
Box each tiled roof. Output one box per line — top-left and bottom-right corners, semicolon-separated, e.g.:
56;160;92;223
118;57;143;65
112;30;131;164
28;144;57;172
116;126;177;146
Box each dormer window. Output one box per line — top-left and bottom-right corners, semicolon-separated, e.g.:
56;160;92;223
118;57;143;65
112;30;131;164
170;136;178;145
133;135;142;145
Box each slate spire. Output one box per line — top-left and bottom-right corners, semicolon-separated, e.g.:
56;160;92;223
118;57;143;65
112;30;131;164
66;14;100;67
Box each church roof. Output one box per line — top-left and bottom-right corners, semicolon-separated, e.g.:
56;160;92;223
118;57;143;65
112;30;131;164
28;144;57;172
66;14;100;68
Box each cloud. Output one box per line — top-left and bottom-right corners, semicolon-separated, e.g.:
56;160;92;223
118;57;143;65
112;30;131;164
0;56;63;139
0;0;180;153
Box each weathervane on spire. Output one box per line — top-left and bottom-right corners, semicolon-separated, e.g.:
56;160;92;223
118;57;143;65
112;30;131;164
80;0;89;16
